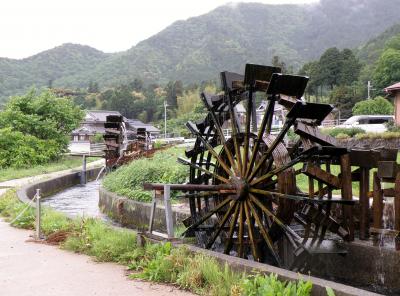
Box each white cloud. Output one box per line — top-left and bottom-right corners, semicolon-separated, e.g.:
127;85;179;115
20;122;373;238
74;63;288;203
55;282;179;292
0;0;319;59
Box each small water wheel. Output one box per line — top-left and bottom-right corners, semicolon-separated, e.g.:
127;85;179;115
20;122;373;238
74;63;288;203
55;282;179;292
180;64;355;268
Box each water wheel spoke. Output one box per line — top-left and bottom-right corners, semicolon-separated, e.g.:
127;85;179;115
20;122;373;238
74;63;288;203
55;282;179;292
247;119;295;181
178;157;229;183
247;199;282;267
244;200;260;261
206;200;238;249
183;197;232;236
246;99;275;177
201;94;239;175
224;202;241;254
228;94;243;175
242;93;253;175
238;202;245;258
250;156;303;186
186;123;235;178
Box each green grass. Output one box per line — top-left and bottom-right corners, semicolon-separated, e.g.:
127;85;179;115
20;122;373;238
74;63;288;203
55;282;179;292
102;147;186;202
0;155;100;182
0;189;323;296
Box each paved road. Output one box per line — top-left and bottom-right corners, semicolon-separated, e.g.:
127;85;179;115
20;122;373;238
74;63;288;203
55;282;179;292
0;162;193;296
0;220;192;296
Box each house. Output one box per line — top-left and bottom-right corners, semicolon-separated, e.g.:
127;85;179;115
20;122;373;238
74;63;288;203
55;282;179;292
385;82;400;126
69;110;160;154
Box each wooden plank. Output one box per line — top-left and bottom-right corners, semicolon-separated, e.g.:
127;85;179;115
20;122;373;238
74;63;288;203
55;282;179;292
372;172;383;246
340;154;354;241
377;161;399;179
295;122;337;146
359;167;370;240
302;163;341;189
395;172;400;250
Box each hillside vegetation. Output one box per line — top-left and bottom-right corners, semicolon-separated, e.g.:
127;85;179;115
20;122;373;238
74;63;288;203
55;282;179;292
1;0;400;102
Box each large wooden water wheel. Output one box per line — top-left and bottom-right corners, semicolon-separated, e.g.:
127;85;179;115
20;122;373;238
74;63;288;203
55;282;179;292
180;64;355;268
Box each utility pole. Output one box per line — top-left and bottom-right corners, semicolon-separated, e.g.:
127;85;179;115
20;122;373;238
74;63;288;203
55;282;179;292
367;81;373;99
164;101;168;138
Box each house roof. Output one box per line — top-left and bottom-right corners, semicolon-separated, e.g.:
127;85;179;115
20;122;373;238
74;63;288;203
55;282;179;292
85;110;122;122
126;119;160;133
385;82;400;94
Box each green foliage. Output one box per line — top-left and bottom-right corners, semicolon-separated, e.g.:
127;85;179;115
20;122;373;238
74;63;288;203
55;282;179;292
0;189;35;229
0;89;83;168
352;97;394;115
329;85;362;118
240;273;312;296
326;287;336;296
62;218;137;263
373;44;400;91
322;127;365;138
355;131;400;140
102;147;187;201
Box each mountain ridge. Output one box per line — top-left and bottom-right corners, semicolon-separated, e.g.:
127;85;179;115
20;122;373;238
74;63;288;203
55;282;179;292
1;0;400;102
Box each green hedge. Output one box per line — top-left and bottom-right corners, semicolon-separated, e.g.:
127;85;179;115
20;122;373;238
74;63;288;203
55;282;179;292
102;147;187;202
321;127;365;138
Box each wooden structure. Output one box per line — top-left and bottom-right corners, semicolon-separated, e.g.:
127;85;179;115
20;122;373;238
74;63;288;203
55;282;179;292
153;64;400;269
385;82;400;126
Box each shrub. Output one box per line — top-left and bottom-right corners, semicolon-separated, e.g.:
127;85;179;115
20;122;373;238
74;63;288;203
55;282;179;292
240;273;312;296
352;96;393;115
102;147;187;201
355;131;400;140
322;127;365;138
0;89;84;168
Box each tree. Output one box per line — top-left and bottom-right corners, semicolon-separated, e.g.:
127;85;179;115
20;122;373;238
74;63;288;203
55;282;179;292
129;78;144;92
338;48;361;85
373;48;400;91
88;81;99;93
352;96;394;115
0;89;84;168
271;56;287;73
330;85;362;118
165;81;178;108
318;47;343;89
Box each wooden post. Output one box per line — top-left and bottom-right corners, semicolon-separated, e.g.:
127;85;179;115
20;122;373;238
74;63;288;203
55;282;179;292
164;185;174;239
340;154;354;241
359;167;370;240
148;190;157;233
394;172;400;250
373;172;383;246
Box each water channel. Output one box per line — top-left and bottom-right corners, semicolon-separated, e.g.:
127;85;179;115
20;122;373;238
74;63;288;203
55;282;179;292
41;180;108;220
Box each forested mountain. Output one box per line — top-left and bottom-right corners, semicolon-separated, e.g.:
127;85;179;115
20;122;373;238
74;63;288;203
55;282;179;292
0;44;108;100
1;0;400;102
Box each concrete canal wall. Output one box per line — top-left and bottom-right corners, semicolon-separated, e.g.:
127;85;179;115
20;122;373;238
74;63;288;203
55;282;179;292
98;186;190;232
17;167;102;204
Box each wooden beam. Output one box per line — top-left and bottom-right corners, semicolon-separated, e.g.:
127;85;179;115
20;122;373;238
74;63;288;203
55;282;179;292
340;154;354;241
302;163;341;189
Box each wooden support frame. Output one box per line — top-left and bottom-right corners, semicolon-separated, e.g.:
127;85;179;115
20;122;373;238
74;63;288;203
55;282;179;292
340;154;354;241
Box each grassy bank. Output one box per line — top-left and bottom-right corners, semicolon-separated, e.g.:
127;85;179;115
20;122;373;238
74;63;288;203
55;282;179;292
102;147;186;202
0;155;100;182
0;189;326;296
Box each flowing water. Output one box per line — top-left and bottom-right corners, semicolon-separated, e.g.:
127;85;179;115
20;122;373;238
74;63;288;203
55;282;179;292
41;181;109;221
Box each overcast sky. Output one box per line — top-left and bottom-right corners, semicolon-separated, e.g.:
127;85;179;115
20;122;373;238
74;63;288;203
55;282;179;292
0;0;319;59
